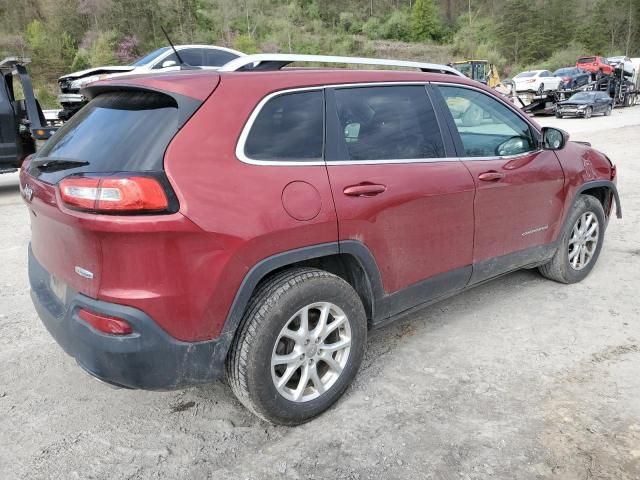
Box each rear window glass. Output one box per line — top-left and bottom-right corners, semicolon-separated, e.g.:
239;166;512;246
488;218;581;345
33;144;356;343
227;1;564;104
244;90;323;162
33;91;178;178
578;57;596;63
515;72;536;78
333;86;444;161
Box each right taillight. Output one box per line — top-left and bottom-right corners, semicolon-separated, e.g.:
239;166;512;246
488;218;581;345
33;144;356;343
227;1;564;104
59;176;168;213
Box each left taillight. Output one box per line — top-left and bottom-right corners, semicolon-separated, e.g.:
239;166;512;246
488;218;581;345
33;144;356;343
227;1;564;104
78;308;133;335
59;176;168;213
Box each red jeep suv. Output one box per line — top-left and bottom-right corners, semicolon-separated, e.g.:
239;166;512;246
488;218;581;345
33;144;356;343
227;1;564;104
21;54;621;425
576;56;614;77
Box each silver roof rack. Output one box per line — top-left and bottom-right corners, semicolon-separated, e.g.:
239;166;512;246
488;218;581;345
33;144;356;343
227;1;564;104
219;53;464;77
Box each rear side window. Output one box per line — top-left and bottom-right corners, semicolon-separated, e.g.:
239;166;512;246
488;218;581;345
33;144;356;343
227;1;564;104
332;85;444;161
33;91;178;178
243;90;323;162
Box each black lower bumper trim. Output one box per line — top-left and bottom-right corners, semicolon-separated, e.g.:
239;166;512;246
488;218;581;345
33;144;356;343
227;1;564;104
29;247;229;390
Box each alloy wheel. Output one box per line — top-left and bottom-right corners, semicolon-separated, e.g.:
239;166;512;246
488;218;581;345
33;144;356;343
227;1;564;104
271;302;352;402
568;212;600;271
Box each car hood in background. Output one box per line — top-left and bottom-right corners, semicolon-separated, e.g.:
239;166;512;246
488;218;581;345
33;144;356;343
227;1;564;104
59;66;136;81
558;99;594;106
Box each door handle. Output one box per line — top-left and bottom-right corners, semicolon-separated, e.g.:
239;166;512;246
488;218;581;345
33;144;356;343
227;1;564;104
343;183;387;197
478;171;505;182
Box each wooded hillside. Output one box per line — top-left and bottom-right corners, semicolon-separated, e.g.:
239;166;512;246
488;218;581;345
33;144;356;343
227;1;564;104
1;0;639;107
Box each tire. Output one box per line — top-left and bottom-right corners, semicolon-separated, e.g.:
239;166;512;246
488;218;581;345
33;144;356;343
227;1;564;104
605;104;612;116
538;195;606;284
555;111;563;119
584;106;592;118
227;268;367;425
538;83;545;95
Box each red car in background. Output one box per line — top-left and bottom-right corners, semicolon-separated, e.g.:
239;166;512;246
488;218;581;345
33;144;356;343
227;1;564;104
577;56;614;77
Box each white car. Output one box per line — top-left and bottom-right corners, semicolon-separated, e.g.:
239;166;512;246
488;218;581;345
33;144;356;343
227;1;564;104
513;70;562;93
57;45;244;119
607;56;636;78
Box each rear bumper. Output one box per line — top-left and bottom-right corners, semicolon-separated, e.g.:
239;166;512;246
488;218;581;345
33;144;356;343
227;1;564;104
29;247;228;390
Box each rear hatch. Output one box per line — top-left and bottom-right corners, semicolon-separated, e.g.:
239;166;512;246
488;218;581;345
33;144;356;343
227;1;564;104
22;72;219;299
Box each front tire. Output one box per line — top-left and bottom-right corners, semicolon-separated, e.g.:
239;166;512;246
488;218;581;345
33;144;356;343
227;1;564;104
584;106;593;118
538;195;606;284
227;268;367;425
605;104;612;116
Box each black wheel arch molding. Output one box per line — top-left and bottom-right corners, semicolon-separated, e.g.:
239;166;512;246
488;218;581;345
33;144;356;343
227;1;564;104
574;179;622;219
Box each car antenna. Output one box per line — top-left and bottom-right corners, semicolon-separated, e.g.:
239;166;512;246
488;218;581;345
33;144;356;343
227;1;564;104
160;25;189;69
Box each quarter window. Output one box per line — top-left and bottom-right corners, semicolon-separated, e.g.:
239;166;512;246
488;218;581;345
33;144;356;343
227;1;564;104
244;90;323;161
332;86;444;161
437;85;537;158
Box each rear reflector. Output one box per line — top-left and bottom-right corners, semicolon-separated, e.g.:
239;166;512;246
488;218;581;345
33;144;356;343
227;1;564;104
59;176;168;213
78;309;133;335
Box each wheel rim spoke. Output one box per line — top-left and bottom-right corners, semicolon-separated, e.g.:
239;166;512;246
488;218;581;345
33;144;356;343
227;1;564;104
320;352;343;374
320;337;351;353
292;363;310;401
309;364;325;394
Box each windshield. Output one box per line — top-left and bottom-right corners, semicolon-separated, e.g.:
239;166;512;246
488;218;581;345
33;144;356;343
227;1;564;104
130;47;171;67
515;72;536;78
569;92;595;101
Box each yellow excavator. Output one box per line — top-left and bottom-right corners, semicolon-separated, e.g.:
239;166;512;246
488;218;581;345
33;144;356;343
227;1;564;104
451;60;506;90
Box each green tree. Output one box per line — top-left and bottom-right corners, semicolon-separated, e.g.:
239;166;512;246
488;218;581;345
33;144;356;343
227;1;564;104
495;0;545;66
411;0;443;41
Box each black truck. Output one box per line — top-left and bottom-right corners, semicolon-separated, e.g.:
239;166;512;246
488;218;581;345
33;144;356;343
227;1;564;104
1;57;57;173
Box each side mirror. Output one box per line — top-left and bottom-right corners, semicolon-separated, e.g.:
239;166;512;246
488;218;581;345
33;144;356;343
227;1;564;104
161;60;177;68
542;127;569;150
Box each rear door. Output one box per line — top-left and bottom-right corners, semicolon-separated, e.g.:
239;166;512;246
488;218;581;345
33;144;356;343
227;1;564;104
433;84;565;284
325;84;475;318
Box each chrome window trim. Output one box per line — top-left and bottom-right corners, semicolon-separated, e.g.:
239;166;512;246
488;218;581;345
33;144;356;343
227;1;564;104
432;81;544;161
235;86;326;166
236;81;460;166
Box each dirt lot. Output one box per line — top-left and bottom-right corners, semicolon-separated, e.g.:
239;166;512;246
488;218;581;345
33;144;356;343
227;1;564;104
1;108;639;480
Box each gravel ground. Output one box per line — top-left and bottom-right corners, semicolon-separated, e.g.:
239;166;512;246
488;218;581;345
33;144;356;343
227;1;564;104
1;107;639;479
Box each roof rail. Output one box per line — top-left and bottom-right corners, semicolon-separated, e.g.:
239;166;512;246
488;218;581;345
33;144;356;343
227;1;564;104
219;53;464;77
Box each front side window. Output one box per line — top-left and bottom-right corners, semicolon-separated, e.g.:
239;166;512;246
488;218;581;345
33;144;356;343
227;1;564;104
333;85;444;161
244;90;323;161
437;85;537;158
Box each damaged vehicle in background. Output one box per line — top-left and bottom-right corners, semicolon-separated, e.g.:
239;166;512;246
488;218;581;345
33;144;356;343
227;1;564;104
555;91;613;118
57;45;244;120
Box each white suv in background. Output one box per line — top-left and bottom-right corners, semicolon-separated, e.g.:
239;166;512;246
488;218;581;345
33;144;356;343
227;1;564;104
513;70;562;93
57;45;244;120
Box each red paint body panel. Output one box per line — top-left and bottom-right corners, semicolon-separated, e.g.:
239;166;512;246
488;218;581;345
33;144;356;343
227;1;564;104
326;162;475;293
462;151;565;262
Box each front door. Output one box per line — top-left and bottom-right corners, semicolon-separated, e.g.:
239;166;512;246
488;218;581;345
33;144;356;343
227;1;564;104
325;84;476;320
434;84;565;283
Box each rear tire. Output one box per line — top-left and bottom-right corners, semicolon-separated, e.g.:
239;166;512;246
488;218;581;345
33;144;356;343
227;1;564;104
538;195;605;284
227;268;367;425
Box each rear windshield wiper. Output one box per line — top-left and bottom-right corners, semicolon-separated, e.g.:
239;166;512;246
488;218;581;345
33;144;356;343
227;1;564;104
30;158;89;171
